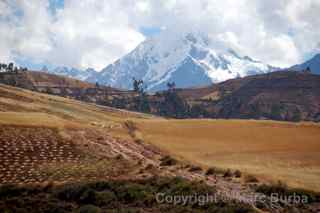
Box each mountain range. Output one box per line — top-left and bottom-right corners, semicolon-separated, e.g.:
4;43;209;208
41;31;319;91
43;66;97;82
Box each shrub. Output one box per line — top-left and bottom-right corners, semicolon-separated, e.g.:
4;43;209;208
234;170;242;178
0;176;256;212
115;154;124;160
188;166;202;172
77;205;101;213
145;164;155;170
256;181;320;203
223;169;233;178
205;167;215;176
55;184;95;204
117;183;147;204
244;175;259;183
160;155;178;166
94;190;116;206
205;167;229;176
124;120;137;136
207;200;255;213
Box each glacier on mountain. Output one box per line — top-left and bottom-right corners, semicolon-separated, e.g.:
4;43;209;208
93;31;277;91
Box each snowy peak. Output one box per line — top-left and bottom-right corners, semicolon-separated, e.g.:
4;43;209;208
39;31;277;91
42;66;98;81
290;53;320;74
95;31;277;91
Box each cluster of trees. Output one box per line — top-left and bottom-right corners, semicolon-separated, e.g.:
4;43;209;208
132;78;150;113
130;79;210;118
157;82;190;118
0;62;28;73
102;78;211;118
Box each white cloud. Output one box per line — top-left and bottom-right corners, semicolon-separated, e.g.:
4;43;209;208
0;0;144;70
0;0;319;69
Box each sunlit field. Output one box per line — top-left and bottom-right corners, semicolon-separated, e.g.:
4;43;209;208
136;119;320;191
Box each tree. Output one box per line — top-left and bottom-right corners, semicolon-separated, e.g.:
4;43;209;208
167;82;176;91
190;104;209;118
158;83;189;118
8;63;14;72
132;78;144;94
305;67;311;73
292;109;302;122
132;78;150;113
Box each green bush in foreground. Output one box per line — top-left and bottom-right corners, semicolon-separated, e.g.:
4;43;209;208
256;181;320;203
0;176;255;212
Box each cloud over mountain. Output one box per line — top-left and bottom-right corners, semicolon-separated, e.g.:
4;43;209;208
0;0;319;70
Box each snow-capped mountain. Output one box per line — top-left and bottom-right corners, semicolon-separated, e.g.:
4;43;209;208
91;31;278;91
42;66;97;81
290;53;320;74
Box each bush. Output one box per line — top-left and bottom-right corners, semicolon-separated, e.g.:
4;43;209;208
117;183;148;204
205;167;215;176
0;176;255;212
77;205;101;213
256;181;320;203
244;175;259;183
145;164;155;170
55;184;89;201
124;120;137;137
223;169;233;178
234;170;242;178
160;155;178;166
188;166;202;172
94;190;116;206
115;154;124;160
205;167;226;175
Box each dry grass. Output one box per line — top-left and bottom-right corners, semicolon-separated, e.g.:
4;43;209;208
0;84;153;184
1;83;320;193
136;119;320;191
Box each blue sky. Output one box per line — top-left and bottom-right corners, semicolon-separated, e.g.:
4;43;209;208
48;0;64;13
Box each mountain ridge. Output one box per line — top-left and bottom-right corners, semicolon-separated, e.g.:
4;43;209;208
92;31;278;91
290;53;320;74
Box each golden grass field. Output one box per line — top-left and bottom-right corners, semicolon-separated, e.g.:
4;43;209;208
136;119;320;191
1;83;320;192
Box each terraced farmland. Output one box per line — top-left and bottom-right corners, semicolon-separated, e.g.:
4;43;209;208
0;125;82;184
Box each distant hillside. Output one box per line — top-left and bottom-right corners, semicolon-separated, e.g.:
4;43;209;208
102;70;320;122
0;70;135;105
177;71;320;121
1;69;319;122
